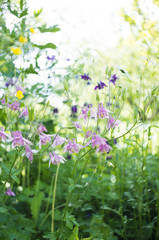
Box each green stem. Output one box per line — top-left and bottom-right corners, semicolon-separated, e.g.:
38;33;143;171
0;152;18;194
51;163;60;233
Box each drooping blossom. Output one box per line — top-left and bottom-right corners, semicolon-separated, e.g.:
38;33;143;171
0;127;10;143
52;134;67;147
22;145;38;162
19;107;28;118
71;105;78;113
95;142;112;153
98;103;111;119
47;55;56;61
53;108;58;114
81;74;91;81
5;187;15;196
94;82;107;90
1;97;5;105
72;121;82;129
86;130;92;138
85;133;112;153
38;124;47;133
5;78;14;87
63;138;83;154
38;133;52;149
9;131;32;148
78;107;89;123
49;151;66;166
107;115;120;129
110;74;119;85
8;101;20;111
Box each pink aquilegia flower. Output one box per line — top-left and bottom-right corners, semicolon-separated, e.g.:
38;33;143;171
85;133;112;153
1;97;5;105
19;107;28;118
98;103;111;119
52;134;67;147
38;124;47;133
49;151;66;166
22;145;38;162
63;138;83;154
107;115;120;129
78;107;89;123
0;127;10;143
39;133;51;149
8;131;32;148
5;187;15;196
95;142;113;153
8;101;20;111
72;121;82;129
86;130;92;138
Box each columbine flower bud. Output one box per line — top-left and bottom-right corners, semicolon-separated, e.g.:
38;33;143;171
64;81;69;91
96;93;100;101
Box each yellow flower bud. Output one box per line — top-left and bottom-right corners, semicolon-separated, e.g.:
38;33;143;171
16;90;24;100
11;47;22;55
19;36;28;43
30;28;35;33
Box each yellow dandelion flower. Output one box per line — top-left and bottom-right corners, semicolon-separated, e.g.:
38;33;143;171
16;90;24;100
19;36;28;43
30;28;35;33
11;47;22;55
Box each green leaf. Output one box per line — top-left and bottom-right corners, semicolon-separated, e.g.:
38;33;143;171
0;207;8;214
25;64;38;74
31;192;44;220
34;8;43;17
8;7;19;18
69;184;75;193
20;0;23;11
69;226;79;240
20;8;28;18
38;24;60;33
33;43;57;50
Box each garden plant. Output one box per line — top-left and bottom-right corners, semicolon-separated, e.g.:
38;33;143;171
0;0;159;239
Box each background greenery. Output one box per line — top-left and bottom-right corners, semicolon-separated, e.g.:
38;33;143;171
0;0;159;239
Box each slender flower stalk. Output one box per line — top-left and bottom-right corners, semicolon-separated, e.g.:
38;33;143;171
51;164;60;233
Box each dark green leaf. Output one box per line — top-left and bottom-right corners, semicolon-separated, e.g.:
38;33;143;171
33;43;57;50
38;24;60;33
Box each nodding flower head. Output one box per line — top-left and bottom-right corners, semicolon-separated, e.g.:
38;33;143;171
110;74;119;85
63;138;83;154
47;55;56;61
49;151;66;166
71;105;78;113
81;74;91;81
5;187;15;196
94;82;107;90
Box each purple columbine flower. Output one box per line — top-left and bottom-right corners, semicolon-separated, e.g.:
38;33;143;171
71;105;77;113
81;74;91;81
110;74;119;85
47;55;56;61
94;82;107;90
5;78;14;87
53;108;58;114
